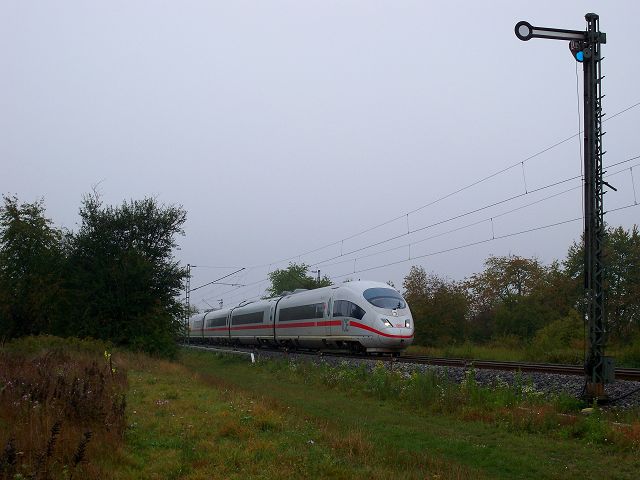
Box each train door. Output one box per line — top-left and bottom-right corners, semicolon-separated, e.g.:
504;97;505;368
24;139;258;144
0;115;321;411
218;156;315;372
325;297;333;336
269;302;277;342
330;299;349;336
314;292;330;337
327;288;340;337
226;310;234;342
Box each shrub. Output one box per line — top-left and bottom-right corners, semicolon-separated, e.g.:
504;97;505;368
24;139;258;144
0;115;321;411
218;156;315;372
616;340;640;368
530;312;584;363
0;336;127;479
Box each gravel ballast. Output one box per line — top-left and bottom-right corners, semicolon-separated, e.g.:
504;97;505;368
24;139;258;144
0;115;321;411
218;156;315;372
188;345;640;409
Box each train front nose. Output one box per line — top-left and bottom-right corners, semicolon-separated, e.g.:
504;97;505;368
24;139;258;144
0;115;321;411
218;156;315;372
378;314;414;349
361;285;414;351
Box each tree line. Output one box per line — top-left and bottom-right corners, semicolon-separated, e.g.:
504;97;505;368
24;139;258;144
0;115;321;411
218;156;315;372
265;226;639;355
403;226;640;349
0;194;187;357
3;191;638;358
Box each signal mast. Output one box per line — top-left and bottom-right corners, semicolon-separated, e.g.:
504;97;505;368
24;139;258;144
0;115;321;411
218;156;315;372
515;14;613;401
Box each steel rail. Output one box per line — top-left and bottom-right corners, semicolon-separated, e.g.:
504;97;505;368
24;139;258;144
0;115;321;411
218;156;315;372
181;344;640;381
395;355;640;381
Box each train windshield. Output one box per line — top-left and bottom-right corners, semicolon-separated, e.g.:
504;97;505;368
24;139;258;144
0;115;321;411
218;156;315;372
363;288;406;309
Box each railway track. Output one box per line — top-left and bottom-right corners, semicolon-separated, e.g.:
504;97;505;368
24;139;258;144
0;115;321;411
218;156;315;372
183;344;640;381
394;355;640;382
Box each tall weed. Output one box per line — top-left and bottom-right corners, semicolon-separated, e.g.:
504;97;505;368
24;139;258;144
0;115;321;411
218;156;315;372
0;336;127;479
260;355;640;451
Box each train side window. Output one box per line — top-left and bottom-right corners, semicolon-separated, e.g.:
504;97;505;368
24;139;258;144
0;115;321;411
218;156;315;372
332;300;344;317
332;300;364;320
206;317;226;328
349;303;365;320
279;303;325;322
232;311;265;325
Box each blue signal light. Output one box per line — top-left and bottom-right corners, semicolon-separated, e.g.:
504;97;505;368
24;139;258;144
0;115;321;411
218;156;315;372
569;40;586;63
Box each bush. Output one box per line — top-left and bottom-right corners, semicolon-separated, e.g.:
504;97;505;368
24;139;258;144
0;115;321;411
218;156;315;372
0;336;127;479
616;340;640;368
0;194;187;358
1;335;112;356
530;311;584;363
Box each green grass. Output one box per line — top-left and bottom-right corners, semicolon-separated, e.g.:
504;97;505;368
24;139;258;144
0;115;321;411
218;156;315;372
171;350;640;479
107;351;471;479
407;340;584;364
407;339;640;367
4;337;639;479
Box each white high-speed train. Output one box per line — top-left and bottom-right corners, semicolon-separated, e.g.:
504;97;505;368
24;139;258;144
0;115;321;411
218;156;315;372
188;281;414;353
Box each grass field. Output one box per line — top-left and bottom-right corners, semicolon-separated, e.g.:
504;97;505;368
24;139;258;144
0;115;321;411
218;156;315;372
0;336;127;479
406;339;640;368
114;350;640;479
3;338;640;479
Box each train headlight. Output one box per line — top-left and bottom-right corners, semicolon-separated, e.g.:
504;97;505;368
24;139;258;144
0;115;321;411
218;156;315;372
405;320;411;328
382;318;393;328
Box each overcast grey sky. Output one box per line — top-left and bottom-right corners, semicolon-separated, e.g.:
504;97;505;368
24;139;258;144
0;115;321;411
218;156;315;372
2;1;639;310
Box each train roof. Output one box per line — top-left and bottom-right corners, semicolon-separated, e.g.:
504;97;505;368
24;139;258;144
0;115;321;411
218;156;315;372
274;280;401;300
189;280;403;320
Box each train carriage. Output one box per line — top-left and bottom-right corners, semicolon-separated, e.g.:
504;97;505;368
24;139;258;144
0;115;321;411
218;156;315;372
203;309;230;342
188;280;414;353
274;288;333;349
229;300;273;346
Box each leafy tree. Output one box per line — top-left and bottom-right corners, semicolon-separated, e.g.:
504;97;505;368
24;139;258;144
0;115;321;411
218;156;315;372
492;295;559;339
565;225;640;342
403;266;468;346
265;262;332;297
0;195;65;341
466;255;546;308
465;255;565;340
66;194;187;356
530;311;585;363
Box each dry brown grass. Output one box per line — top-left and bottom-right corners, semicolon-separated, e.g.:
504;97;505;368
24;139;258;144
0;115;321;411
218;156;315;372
0;339;127;479
612;421;640;449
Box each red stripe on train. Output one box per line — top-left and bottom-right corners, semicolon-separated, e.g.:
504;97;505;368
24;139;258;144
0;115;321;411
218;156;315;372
230;324;273;331
276;321;315;329
349;321;414;339
316;320;342;327
201;320;413;338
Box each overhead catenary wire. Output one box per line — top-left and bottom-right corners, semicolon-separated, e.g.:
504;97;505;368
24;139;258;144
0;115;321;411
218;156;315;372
217;101;640;275
305;155;639;270
192;154;640;308
307;172;586;269
190;267;246;293
205;211;598;306
190;265;245;270
309;161;640;273
315;182;585;270
605;154;640;169
194;265;258;300
194;186;628;308
189;101;640;308
330;201;640;281
209;206;637;306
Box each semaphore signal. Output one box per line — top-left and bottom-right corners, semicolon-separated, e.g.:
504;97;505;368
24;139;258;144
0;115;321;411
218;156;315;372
516;13;611;402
